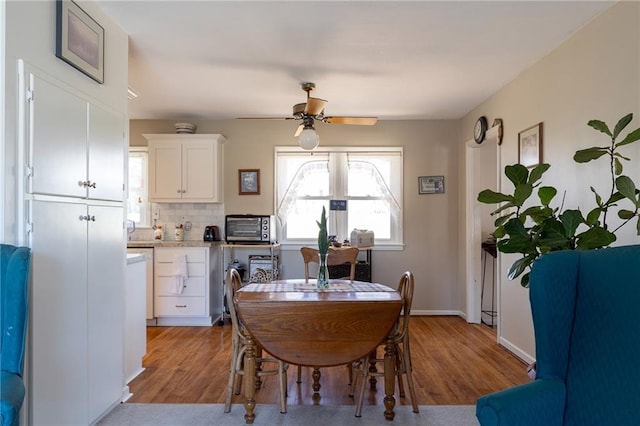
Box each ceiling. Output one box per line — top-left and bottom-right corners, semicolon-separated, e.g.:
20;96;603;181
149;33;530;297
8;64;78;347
96;1;614;121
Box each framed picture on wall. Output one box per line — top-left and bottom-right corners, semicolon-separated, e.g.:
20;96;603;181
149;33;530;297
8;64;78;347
518;122;543;168
418;176;445;194
239;169;260;195
55;0;105;83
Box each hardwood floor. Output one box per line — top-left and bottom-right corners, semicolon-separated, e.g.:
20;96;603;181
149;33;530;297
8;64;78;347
127;316;529;407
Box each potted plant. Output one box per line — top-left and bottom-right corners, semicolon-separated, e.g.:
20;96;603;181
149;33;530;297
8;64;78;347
316;206;330;289
478;113;640;287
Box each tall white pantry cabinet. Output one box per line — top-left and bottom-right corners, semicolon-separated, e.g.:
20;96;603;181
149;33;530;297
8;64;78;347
22;67;127;424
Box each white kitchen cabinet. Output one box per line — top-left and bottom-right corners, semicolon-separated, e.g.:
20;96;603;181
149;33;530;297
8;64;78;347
28;72;125;201
23;65;126;425
145;134;226;203
28;199;124;425
125;254;148;384
153;247;221;325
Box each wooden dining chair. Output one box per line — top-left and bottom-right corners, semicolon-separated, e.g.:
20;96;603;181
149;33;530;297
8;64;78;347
297;246;361;385
300;246;359;281
351;270;419;416
224;268;288;414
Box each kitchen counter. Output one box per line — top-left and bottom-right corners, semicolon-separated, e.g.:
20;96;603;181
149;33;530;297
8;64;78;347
127;240;221;248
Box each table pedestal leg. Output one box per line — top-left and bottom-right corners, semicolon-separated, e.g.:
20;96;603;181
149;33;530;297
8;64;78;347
383;336;396;421
243;335;257;424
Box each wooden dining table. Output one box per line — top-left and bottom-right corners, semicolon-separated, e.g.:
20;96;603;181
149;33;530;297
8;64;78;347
235;279;402;424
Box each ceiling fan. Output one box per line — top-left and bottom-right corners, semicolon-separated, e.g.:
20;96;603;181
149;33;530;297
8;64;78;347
241;82;378;150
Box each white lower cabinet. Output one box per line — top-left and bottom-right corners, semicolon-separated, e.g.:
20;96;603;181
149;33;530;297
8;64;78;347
29;199;124;425
153;247;219;325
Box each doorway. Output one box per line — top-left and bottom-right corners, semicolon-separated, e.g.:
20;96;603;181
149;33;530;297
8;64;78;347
464;125;500;328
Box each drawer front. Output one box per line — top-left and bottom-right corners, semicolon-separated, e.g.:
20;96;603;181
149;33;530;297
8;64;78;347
154;248;207;263
155;296;205;316
155;262;206;277
155;276;205;297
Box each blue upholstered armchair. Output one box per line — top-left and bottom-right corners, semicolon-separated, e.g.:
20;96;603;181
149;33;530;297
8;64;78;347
1;244;31;426
476;244;640;426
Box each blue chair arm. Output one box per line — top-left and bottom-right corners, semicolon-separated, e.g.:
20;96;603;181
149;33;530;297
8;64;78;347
1;371;26;426
476;379;566;426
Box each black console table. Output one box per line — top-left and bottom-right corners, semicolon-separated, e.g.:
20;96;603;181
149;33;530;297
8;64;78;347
481;241;497;327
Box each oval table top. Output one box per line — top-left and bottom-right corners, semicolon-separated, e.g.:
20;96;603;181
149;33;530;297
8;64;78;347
235;279;402;367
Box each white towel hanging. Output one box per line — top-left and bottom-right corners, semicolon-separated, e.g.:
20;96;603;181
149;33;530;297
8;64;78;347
172;255;188;295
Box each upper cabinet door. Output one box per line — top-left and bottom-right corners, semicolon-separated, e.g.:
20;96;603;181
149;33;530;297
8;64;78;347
29;73;87;198
148;141;183;200
88;104;125;201
183;141;217;200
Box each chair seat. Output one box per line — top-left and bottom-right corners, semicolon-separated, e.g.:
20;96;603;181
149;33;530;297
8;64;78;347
1;371;26;426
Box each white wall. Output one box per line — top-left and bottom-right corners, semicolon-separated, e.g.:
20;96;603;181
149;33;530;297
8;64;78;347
3;0;128;243
130;118;464;315
460;1;640;361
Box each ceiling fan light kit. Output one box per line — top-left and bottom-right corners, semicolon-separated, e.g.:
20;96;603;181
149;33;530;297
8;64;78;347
299;127;319;150
239;82;378;150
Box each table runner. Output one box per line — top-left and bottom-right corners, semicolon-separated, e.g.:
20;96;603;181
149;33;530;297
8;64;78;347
239;281;395;293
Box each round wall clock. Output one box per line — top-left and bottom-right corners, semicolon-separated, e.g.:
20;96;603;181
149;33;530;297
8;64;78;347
474;116;488;144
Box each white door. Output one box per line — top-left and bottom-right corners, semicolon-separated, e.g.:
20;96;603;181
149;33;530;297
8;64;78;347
149;141;182;200
183;141;216;200
88;104;126;202
87;204;125;421
29;199;89;425
28;73;87;198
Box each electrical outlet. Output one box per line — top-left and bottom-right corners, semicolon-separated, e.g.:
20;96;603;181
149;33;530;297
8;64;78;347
184;221;192;231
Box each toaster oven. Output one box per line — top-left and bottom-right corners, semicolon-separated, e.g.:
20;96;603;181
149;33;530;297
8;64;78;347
225;215;276;244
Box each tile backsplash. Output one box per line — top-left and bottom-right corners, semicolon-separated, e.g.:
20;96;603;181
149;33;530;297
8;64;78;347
130;203;225;241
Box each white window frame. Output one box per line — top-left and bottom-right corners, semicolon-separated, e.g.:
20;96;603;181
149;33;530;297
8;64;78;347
127;147;151;227
274;146;403;250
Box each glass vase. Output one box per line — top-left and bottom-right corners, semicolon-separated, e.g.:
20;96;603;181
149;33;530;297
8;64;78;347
317;253;330;289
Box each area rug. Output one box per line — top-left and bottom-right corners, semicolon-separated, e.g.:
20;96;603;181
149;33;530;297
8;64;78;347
97;403;479;426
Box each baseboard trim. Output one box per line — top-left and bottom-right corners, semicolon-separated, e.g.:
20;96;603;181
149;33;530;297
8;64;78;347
411;309;462;316
498;336;535;364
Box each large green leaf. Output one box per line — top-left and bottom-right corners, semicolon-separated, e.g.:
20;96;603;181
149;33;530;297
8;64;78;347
519;272;530;288
513;183;533;206
586;207;602;226
618;209;636;220
528;163;551;185
507;256;535;281
538;186;557;206
613;152;631;161
614;158;623;175
591;186;603;207
612;113;633;139
576;227;616;250
560;210;584;238
574;147;609;163
588;119;611;136
616;127;640;147
494;214;513;228
491;202;516;217
478;189;512;204
523;206;553;224
637;216;640;235
616;175;637;202
505;164;529;186
538;219;571;248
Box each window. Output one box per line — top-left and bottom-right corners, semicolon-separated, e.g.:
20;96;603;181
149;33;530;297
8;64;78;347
275;147;403;247
127;148;150;227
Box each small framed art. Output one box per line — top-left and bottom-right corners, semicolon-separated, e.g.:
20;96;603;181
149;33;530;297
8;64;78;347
56;0;105;83
418;176;445;194
239;169;260;195
518;122;543;168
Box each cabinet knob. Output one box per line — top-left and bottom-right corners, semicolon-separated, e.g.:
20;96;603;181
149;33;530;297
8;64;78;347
89;215;96;222
181;190;186;194
177;189;181;194
87;181;97;188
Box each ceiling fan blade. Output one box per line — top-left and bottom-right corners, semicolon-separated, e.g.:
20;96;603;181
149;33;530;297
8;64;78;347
294;124;304;137
324;116;378;125
305;97;327;116
237;117;294;120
